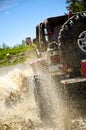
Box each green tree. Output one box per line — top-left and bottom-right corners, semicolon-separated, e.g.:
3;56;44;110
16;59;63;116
80;0;86;11
21;40;26;46
66;0;86;12
2;42;9;50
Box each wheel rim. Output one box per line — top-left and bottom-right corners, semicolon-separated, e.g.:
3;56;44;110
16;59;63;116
78;31;86;53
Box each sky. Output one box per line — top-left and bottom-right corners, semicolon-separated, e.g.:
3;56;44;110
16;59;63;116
0;0;67;47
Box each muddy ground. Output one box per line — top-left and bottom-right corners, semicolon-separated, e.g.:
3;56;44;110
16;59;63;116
0;61;86;130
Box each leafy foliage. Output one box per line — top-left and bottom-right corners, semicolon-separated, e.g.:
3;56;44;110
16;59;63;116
66;0;86;12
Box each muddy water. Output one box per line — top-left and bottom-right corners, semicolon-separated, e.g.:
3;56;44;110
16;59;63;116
0;63;86;130
0;63;41;130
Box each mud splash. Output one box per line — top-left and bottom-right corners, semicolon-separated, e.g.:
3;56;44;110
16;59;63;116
0;63;86;130
0;64;42;130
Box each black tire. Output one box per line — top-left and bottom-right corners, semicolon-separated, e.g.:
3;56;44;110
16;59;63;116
58;12;86;77
47;41;59;50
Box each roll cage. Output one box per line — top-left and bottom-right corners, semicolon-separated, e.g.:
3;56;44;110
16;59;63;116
36;14;68;49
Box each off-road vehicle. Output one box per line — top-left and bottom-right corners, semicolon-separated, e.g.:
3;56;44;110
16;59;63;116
32;11;86;85
29;11;86;124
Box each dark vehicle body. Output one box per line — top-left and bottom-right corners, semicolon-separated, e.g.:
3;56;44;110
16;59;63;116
29;11;86;125
35;11;86;83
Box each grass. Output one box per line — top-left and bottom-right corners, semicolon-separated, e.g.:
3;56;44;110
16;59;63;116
0;44;36;67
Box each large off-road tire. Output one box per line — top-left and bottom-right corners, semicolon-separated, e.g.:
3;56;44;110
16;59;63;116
58;12;86;77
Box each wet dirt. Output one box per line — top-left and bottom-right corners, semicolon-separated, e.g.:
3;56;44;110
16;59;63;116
0;61;86;130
